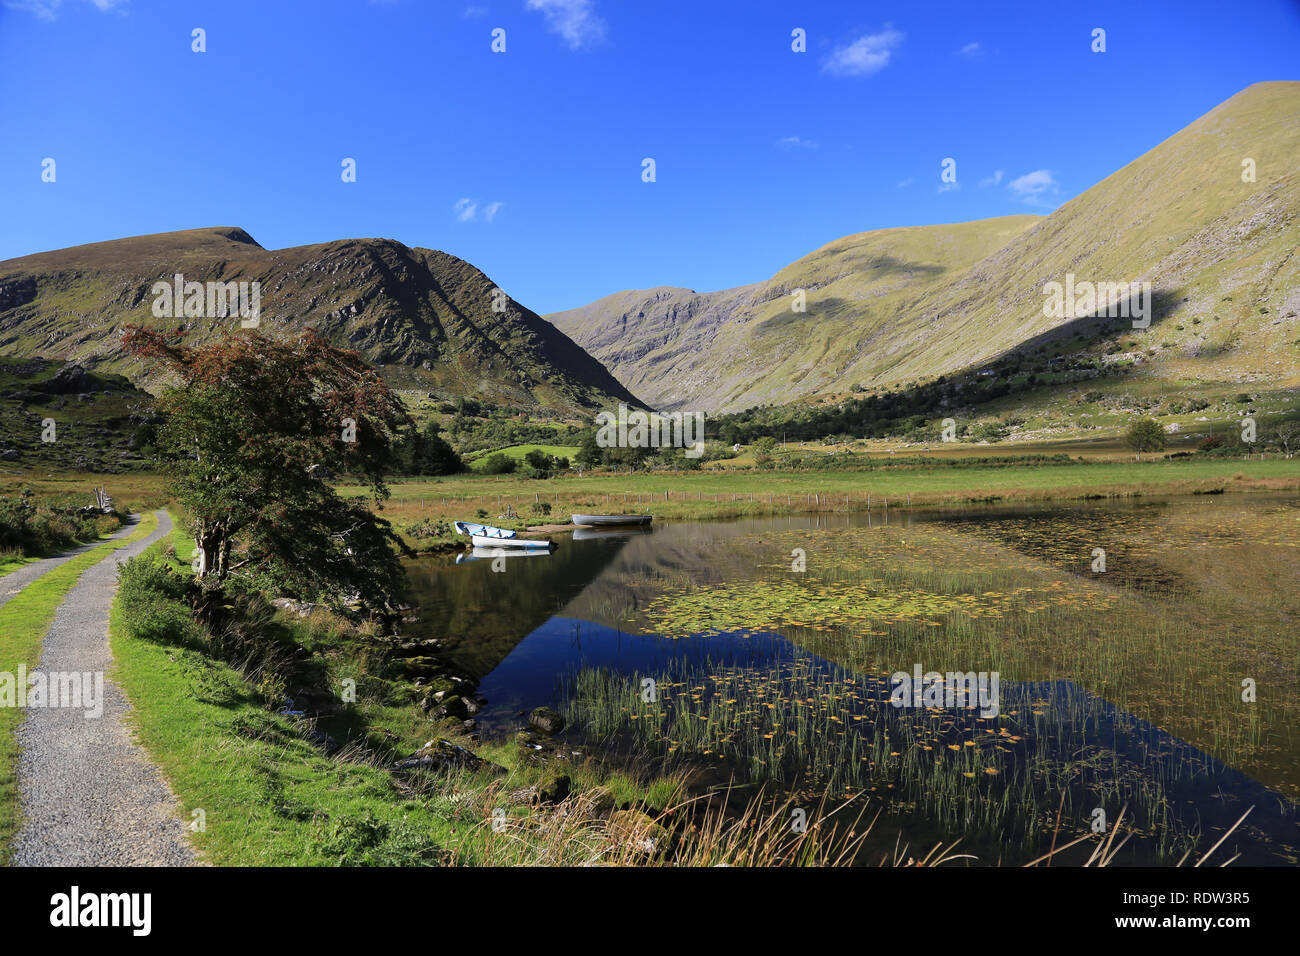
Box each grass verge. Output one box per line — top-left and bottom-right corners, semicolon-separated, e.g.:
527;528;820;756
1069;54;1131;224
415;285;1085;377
109;525;716;865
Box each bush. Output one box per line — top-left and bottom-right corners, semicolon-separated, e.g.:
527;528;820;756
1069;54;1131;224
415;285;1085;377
481;453;517;475
0;489;122;556
117;555;200;646
1124;417;1167;459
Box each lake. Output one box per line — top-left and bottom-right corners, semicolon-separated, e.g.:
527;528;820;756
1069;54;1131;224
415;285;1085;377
404;493;1300;865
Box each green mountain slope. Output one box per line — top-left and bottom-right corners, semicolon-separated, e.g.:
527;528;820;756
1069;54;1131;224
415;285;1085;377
550;216;1039;411
0;227;642;416
551;82;1300;414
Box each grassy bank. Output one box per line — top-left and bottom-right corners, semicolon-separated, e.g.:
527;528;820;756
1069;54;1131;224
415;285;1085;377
111;526;868;865
0;511;159;861
9;456;1296;558
352;457;1300;551
0;554;33;577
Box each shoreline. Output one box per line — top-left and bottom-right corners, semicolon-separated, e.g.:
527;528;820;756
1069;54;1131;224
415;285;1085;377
394;461;1299;553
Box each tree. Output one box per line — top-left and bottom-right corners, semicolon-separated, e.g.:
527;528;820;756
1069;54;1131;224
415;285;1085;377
400;420;462;475
482;453;516;474
1124;417;1166;461
122;327;410;613
1270;422;1300;459
524;449;553;473
574;432;603;468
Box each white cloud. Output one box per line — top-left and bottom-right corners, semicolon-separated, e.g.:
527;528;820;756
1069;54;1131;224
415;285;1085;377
462;5;487;16
937;181;961;194
775;135;819;150
525;0;605;50
979;169;1004;187
823;27;903;77
4;0;125;17
959;41;981;57
896;178;914;188
454;198;505;222
453;198;478;222
1007;169;1059;205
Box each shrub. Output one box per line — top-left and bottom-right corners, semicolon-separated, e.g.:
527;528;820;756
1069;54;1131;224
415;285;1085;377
0;489;122;556
482;453;517;475
1198;435;1224;452
117;555;200;646
1124;417;1167;460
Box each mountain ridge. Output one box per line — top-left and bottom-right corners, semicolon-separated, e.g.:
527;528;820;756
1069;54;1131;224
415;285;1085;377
551;81;1300;413
0;228;643;416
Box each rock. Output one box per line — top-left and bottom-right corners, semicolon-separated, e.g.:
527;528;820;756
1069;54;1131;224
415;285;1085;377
536;770;571;803
398;657;444;679
390;737;503;775
32;362;94;396
514;729;556;764
0;450;19;461
270;597;323;618
607;810;669;856
428;696;468;720
528;706;565;735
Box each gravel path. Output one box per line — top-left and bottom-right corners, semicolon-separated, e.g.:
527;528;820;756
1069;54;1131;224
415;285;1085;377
0;516;142;611
11;510;198;866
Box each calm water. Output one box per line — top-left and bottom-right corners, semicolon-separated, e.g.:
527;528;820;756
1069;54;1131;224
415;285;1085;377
404;494;1300;865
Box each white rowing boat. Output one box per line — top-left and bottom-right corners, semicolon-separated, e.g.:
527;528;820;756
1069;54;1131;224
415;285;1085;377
453;521;553;550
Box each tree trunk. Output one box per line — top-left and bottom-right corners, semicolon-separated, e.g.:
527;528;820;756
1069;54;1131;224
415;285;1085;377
194;520;229;581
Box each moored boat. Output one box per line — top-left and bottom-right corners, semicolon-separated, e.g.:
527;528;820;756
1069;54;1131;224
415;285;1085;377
453;520;553;549
570;513;653;528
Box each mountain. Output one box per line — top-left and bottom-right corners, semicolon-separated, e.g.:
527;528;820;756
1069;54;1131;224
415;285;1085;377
0;355;155;474
550;216;1040;411
551;82;1300;413
0;227;642;416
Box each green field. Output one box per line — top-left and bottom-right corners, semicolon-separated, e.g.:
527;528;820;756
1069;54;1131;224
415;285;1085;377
357;456;1300;513
465;444;580;470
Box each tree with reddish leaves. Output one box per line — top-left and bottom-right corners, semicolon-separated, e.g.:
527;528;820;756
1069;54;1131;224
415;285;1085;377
123;326;411;613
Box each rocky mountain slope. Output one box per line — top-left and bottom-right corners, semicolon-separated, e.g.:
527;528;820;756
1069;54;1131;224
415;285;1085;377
551;82;1300;413
0;228;642;417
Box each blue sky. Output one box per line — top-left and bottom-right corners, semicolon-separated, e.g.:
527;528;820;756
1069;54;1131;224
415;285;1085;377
2;0;1297;314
